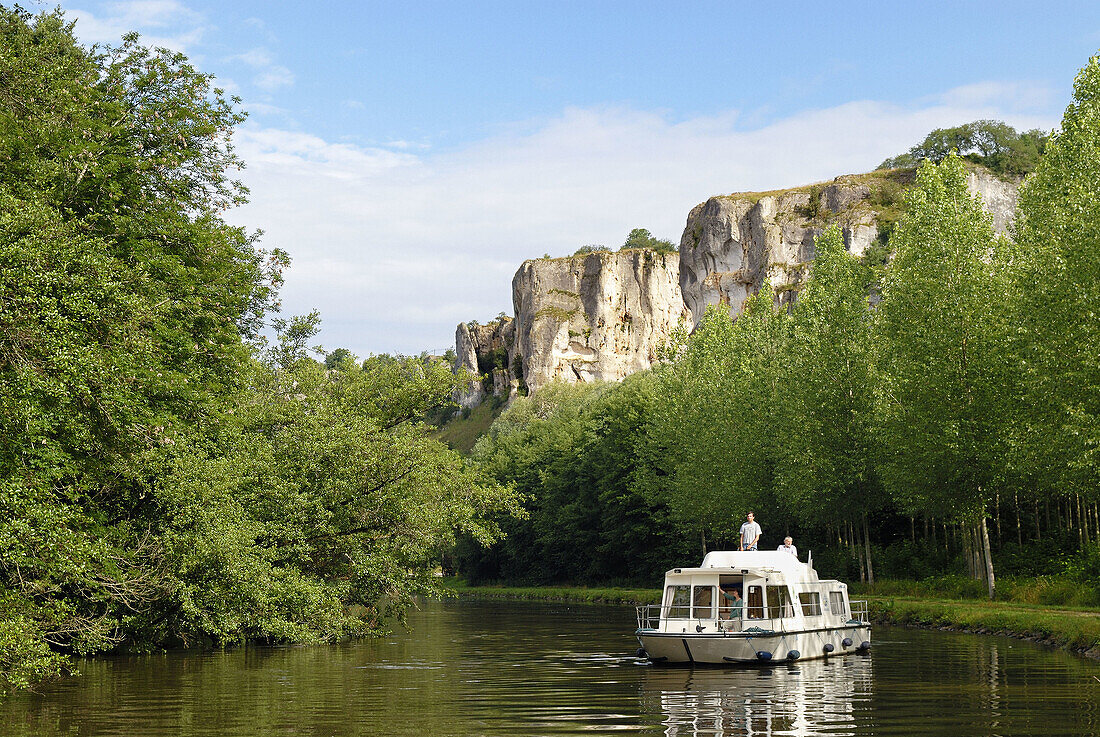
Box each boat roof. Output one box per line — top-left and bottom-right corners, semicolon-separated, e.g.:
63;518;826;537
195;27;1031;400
666;550;825;582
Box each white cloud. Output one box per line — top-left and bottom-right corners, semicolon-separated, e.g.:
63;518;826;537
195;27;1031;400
228;85;1061;357
68;0;204;51
227;47;294;92
254;65;294;91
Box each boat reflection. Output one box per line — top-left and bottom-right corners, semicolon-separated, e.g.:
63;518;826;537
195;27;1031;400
642;654;873;737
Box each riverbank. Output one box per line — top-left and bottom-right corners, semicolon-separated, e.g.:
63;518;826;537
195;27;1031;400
443;580;1100;660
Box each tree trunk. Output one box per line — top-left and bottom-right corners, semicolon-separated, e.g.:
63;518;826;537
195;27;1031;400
853;521;866;583
862;514;875;585
980;516;996;599
701;529;707;557
1015;492;1022;546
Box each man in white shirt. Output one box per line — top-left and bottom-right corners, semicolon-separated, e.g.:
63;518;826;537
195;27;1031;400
777;536;798;558
739;512;761;551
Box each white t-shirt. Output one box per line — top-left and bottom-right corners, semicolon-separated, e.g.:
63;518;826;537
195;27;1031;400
777;543;798;558
739;521;762;548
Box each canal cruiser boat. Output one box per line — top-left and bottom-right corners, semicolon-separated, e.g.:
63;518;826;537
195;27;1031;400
635;550;870;664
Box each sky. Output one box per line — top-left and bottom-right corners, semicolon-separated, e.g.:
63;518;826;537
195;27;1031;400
40;0;1100;357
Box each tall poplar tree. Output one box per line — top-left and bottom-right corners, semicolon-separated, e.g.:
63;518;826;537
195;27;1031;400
874;155;1011;598
776;227;879;578
1010;53;1100;519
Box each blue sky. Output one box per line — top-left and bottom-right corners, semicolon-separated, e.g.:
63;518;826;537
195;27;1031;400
43;0;1100;356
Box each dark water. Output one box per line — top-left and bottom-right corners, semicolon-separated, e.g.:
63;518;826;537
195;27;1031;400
4;598;1099;736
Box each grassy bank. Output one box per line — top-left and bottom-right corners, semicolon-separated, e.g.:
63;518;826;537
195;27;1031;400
443;580;1100;659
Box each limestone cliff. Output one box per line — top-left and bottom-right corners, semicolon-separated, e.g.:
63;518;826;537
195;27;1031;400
453;317;515;409
453;165;1020;403
511;249;691;394
678;166;1019;327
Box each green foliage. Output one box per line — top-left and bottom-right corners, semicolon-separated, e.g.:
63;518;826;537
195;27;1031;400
621;228;677;253
878;120;1049;178
874;155;1011;520
573;244;610;256
776;227;880;525
0;8;522;691
651;290;789;546
456;375;689;584
1009;53;1100;506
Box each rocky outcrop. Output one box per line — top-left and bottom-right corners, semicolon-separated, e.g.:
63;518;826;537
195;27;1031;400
453;317;515;409
511;249;691;394
678;166;1020;327
453;166;1021;402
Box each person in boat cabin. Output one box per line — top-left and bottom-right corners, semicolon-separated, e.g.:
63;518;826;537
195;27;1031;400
720;585;743;619
739;511;761;551
777;536;798;558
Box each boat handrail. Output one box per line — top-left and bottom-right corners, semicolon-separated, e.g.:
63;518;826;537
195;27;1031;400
849;599;869;623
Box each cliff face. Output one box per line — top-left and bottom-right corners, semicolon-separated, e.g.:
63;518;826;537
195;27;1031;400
511;249;691;394
678;167;1019;327
453;317;515;409
453;166;1020;403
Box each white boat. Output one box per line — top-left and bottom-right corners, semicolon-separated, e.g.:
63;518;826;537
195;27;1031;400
635;550;871;664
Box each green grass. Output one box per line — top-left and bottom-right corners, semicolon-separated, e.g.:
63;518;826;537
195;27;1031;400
432;401;503;454
444;579;1100;657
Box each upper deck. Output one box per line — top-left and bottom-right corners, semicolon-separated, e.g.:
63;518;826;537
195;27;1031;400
668;550;820;585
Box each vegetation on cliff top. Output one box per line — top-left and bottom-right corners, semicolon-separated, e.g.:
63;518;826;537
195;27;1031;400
878;119;1048;178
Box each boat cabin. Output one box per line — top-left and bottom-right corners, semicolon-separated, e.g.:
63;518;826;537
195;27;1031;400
640;550;859;634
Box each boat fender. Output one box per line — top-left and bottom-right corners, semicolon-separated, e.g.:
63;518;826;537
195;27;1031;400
823;643;835;653
636;647;647;658
786;650;800;661
842;637;853;648
756;651;773;661
857;641;871;651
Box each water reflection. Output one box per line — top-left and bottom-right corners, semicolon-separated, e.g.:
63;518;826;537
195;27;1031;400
644;656;873;737
2;599;1098;736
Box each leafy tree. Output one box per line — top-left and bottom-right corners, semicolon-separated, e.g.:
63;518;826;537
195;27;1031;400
621;228;676;253
150;332;520;645
878;120;1049;178
873;155;1011;597
1009;52;1100;520
776;227;880;576
653;289;789;550
573;244;610;256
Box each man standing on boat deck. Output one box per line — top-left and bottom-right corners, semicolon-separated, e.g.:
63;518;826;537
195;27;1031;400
739;512;761;551
777;536;798;558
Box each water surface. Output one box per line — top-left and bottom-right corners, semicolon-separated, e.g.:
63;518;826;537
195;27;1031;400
4;598;1098;736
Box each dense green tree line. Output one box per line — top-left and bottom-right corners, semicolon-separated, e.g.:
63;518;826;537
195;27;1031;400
459;54;1100;598
0;9;516;690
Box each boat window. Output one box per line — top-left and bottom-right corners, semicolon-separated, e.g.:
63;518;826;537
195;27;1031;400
746;585;764;619
765;586;795;619
692;586;715;619
799;592;822;617
665;585;691;619
829;591;848;617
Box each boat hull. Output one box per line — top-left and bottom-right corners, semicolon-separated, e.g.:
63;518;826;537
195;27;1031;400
637;624;871;665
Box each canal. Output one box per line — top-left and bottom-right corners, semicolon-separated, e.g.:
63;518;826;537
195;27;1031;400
4;598;1098;736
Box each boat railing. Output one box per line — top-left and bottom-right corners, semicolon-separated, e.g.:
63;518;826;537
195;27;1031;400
635;604;747;631
636;604;663;630
849;599;869;623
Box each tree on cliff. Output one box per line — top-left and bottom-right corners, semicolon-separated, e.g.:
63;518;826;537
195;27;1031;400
873;154;1012;598
878;120;1048;178
622;228;676;253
